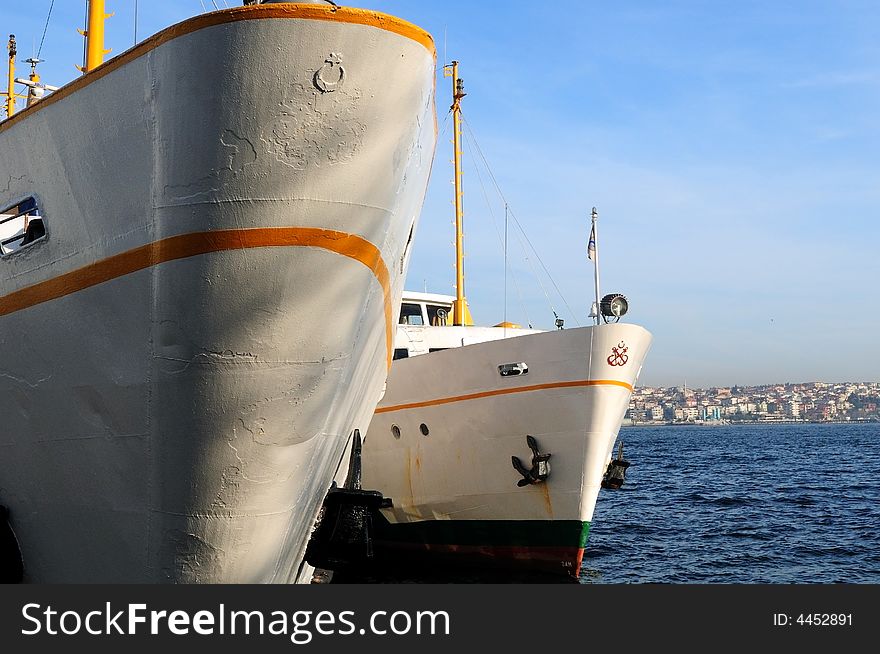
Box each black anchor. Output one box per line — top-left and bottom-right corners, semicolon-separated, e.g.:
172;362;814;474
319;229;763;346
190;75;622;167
511;435;551;487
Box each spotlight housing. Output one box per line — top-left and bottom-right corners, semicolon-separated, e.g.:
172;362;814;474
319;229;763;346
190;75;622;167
600;293;628;323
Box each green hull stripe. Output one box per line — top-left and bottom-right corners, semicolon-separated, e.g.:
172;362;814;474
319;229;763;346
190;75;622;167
373;517;591;549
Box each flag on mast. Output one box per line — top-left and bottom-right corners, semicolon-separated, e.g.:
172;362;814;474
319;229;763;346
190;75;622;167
587;223;596;261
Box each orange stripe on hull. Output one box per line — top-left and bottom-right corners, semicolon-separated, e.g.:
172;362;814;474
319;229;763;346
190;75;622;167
0;4;433;134
0;227;394;366
375;378;634;414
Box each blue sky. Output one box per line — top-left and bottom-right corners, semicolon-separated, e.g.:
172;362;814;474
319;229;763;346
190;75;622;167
4;1;879;387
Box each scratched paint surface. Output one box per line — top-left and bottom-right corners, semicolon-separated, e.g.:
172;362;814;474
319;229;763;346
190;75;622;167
362;323;653;526
0;7;436;582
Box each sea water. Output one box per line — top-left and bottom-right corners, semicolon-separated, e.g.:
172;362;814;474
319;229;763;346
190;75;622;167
583;423;880;583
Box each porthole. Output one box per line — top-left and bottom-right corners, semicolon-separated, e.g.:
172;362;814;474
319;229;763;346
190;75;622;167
391;424;401;439
419;423;429;436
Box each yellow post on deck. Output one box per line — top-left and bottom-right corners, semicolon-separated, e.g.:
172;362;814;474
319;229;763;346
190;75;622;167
80;0;112;73
445;60;473;326
4;35;15;118
25;64;41;108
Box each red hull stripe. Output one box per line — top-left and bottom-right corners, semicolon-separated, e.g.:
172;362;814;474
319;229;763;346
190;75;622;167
373;541;586;578
368;518;592;579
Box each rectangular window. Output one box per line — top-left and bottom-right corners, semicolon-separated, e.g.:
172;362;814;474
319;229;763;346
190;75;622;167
426;304;451;326
393;348;410;361
398;303;424;326
1;197;45;255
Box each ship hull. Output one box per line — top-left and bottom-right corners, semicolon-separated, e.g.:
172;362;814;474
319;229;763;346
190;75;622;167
362;323;652;579
369;517;590;578
0;5;435;582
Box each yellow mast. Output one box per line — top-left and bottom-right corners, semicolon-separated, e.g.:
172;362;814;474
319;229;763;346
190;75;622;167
79;0;112;73
444;60;473;326
4;35;15;118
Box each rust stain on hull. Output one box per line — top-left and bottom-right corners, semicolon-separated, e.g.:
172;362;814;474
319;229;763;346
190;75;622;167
539;483;554;519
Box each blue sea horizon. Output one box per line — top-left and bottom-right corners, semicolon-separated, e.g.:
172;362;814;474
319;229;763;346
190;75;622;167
583;423;880;584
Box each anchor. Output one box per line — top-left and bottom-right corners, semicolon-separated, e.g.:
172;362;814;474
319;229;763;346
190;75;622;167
304;430;387;573
511;435;551;487
607;341;629;366
601;440;631;489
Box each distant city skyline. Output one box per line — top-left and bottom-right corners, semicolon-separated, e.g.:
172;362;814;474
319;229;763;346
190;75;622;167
629;380;880;425
638;379;880;391
5;1;878;387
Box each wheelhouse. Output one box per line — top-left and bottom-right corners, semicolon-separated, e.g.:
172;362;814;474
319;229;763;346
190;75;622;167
398;292;454;327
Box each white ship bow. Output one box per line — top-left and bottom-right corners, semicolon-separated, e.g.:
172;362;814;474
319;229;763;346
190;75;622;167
0;4;436;582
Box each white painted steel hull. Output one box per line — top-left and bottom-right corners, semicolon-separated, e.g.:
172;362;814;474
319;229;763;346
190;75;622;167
0;5;435;582
362;323;652;578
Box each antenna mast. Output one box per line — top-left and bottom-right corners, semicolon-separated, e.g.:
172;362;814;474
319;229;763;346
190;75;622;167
444;60;473;326
4;35;15;118
22;58;43;107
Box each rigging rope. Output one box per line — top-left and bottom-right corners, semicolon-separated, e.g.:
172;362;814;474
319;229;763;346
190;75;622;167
460;125;533;328
461;125;544;327
507;201;579;326
36;0;56;59
411;108;452;295
443;28;447;77
461;115;581;327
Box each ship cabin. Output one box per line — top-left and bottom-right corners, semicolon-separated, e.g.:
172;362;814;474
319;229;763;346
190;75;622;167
393;291;540;361
398;291;454;328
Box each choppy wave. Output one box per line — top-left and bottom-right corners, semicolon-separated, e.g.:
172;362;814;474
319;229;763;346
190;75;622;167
582;423;880;584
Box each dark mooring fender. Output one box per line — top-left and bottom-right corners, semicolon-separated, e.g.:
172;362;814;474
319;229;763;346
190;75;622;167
0;505;23;583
